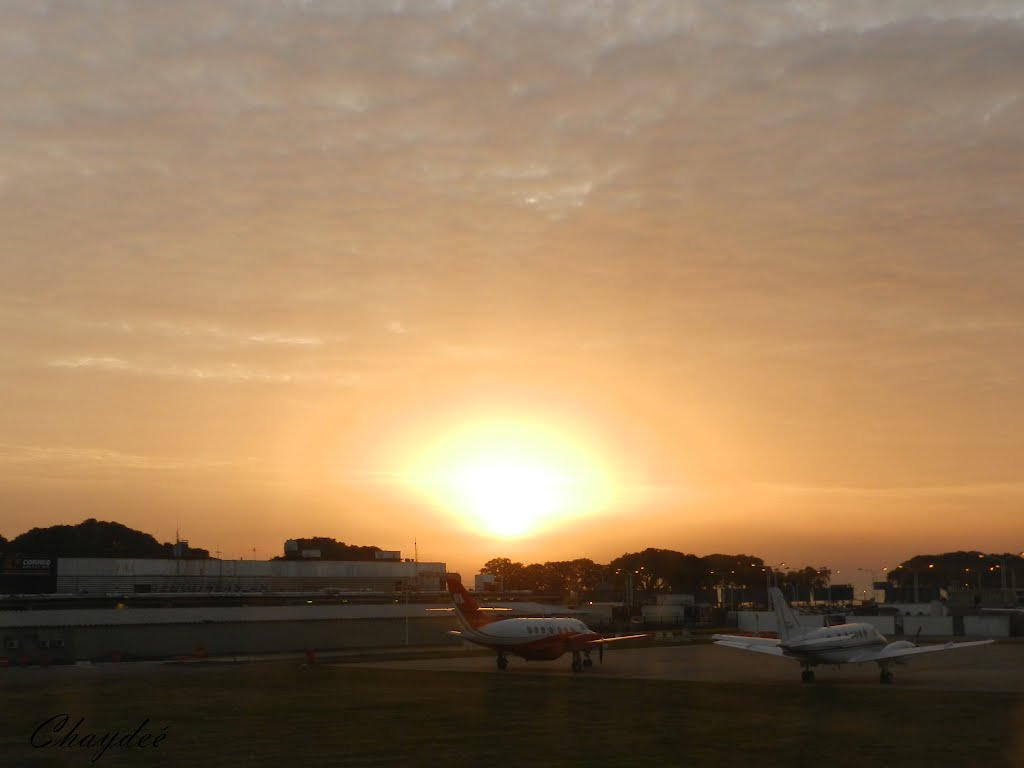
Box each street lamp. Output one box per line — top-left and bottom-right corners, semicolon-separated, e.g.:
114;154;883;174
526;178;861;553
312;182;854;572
977;553;1012;591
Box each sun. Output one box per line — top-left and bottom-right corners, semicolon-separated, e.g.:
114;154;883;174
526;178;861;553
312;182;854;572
406;419;613;539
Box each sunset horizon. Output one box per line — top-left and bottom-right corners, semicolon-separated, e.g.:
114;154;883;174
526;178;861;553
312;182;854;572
3;1;1022;597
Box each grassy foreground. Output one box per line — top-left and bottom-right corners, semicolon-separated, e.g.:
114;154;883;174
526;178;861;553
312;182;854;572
2;659;1022;767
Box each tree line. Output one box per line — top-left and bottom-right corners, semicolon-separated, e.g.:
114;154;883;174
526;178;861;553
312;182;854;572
0;519;210;559
0;520;385;562
478;548;1024;599
477;548;833;599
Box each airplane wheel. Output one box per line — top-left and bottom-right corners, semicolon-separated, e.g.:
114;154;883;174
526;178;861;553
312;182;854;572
880;669;892;684
583;657;593;668
571;657;583;673
801;669;815;683
497;656;508;671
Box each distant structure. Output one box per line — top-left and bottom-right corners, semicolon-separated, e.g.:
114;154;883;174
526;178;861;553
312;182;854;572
52;555;446;595
474;573;496;592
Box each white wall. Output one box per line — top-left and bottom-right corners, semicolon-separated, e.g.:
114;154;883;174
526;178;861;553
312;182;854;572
737;612;896;635
903;616;954;637
848;615;897;635
964;615;1011;638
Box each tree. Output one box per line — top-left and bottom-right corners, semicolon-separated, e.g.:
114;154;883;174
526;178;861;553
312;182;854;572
11;519;173;558
516;563;549;592
888;551;1024;595
608;549;684;593
479;557;524;589
274;538;381;561
541;559;605;597
702;554;767;596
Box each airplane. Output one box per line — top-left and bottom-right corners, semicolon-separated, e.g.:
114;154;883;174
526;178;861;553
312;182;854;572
712;587;993;684
442;576;648;672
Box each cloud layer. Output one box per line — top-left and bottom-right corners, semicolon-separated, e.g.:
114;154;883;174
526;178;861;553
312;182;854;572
2;1;1022;569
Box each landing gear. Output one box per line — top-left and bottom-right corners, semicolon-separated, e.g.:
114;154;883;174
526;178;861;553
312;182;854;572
571;651;583;673
879;668;893;684
583;652;593;669
496;654;508;671
801;668;815;683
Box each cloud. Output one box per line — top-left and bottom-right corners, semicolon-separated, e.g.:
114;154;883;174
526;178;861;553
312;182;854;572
1;0;1023;551
47;355;362;386
756;481;1024;499
0;441;266;474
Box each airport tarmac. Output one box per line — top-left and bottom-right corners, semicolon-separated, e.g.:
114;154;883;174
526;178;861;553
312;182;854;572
345;640;1024;692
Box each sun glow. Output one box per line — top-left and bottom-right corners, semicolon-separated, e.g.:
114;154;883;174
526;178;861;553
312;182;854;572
407;419;614;539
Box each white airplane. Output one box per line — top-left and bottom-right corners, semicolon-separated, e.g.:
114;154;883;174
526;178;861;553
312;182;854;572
442;576;648;672
713;587;993;683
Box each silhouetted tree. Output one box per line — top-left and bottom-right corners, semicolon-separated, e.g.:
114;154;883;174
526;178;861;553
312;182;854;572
888;551;1024;595
11;519;174;558
703;554;767;594
479;557;524;589
608;549;687;593
274;537;382;561
540;559;605;596
516;563;549;592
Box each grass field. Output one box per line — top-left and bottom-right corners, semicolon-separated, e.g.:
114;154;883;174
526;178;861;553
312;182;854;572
3;658;1023;767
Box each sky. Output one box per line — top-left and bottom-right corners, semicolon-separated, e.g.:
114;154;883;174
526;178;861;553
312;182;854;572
2;1;1023;592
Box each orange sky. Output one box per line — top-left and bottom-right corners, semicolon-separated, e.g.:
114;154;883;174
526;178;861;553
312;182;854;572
2;2;1023;593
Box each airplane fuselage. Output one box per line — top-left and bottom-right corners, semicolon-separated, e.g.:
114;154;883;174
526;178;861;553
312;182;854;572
458;616;598;660
779;621;890;664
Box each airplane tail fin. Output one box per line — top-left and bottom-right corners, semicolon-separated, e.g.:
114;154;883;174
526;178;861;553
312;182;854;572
769;587;806;642
446;576;490;629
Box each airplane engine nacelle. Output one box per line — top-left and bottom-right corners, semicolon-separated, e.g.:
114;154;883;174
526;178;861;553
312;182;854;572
884;640;915;663
886;641;915;652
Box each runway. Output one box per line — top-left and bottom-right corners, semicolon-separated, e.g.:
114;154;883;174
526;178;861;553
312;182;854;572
345;640;1024;692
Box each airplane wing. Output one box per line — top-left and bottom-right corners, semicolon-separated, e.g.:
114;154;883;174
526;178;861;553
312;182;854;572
852;638;994;663
559;632;648;652
711;634;786;657
584;633;650;646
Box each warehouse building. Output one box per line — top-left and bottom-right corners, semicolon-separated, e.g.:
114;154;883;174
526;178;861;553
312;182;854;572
54;556;446;596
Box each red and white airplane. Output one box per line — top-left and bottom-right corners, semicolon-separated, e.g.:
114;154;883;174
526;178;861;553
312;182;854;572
713;587;993;683
444;576;648;672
